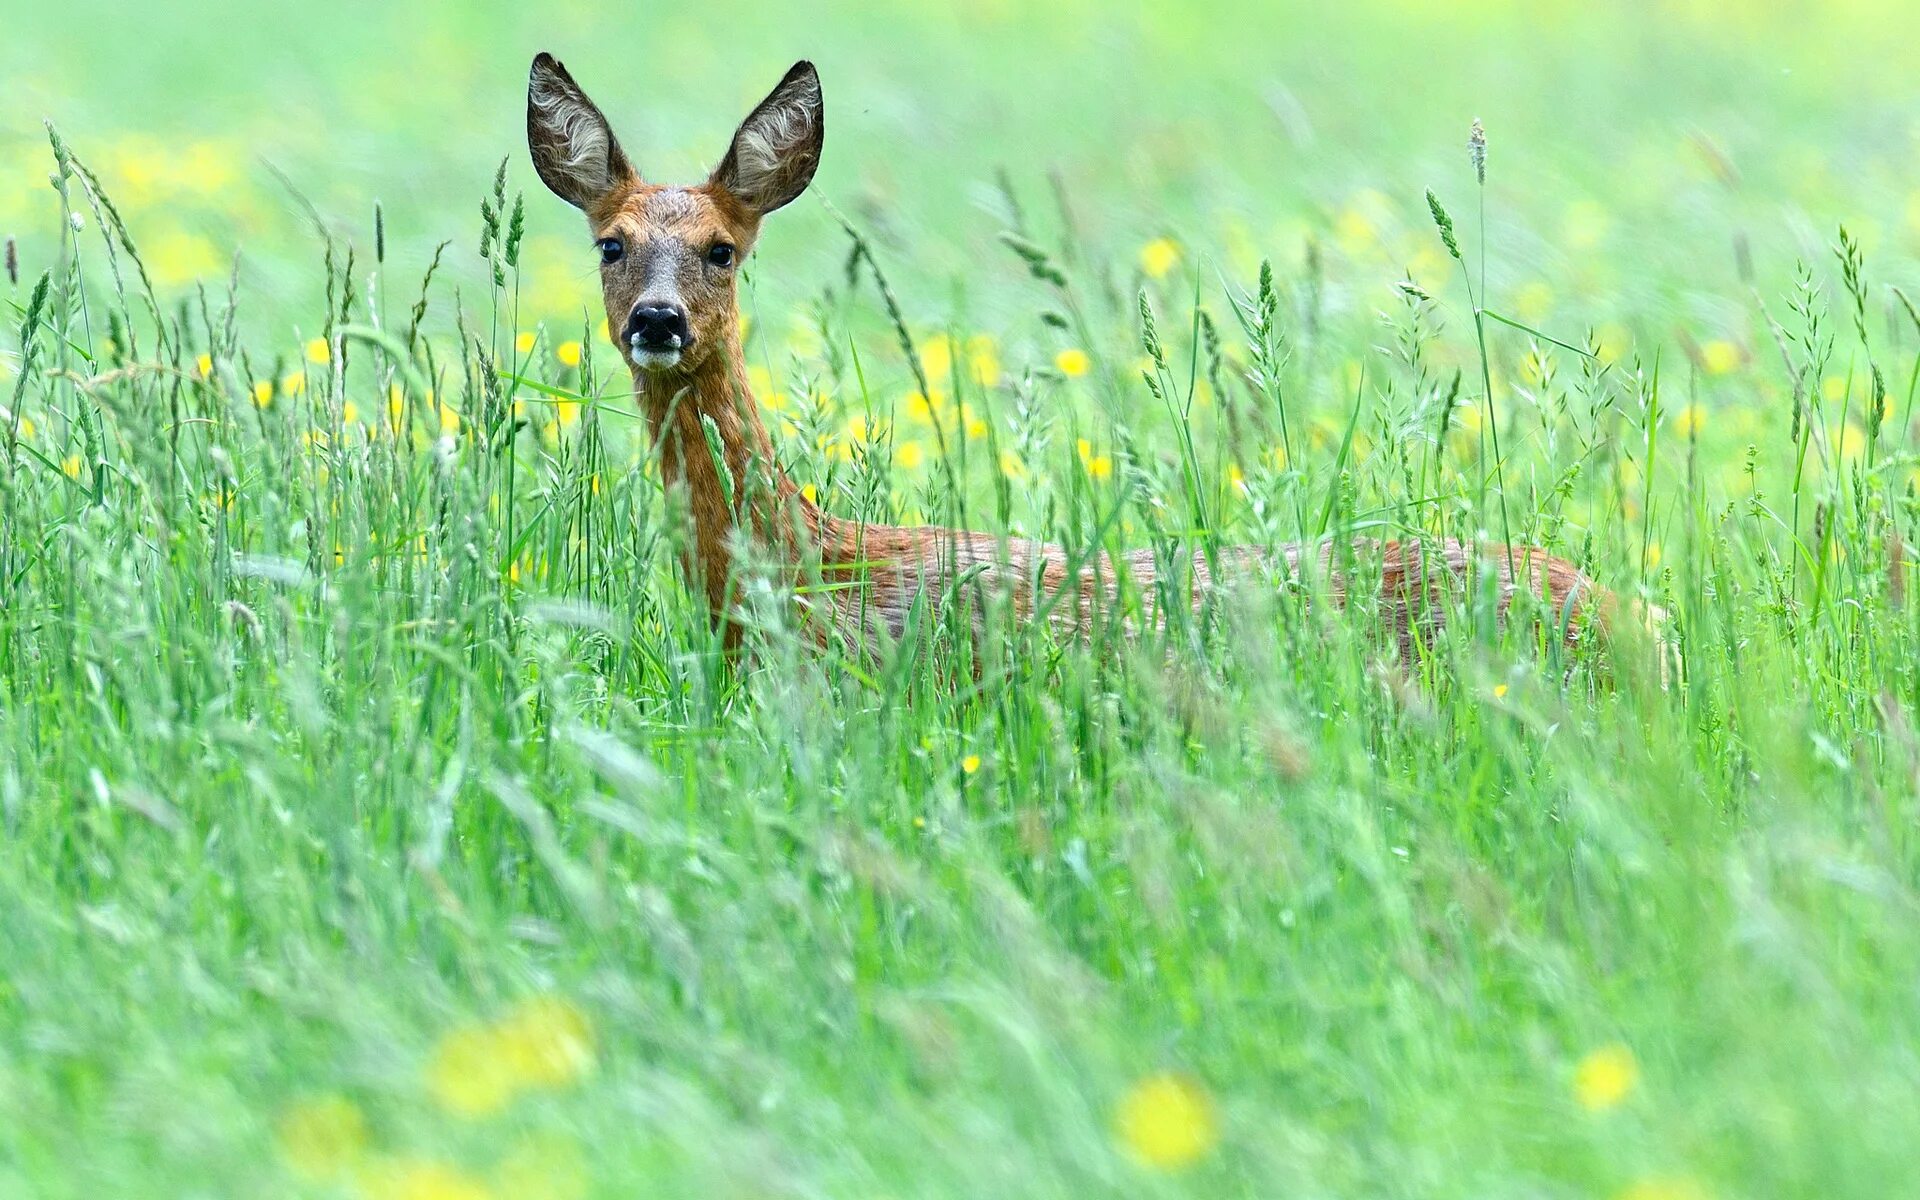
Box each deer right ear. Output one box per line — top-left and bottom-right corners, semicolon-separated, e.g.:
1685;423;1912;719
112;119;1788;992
527;52;635;211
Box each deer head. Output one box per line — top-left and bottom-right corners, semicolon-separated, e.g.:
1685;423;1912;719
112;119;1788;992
526;53;824;377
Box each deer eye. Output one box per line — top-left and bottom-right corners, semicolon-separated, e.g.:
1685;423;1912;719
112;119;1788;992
596;237;624;265
706;242;736;269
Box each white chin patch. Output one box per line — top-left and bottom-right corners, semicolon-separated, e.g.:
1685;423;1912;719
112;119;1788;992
629;347;684;372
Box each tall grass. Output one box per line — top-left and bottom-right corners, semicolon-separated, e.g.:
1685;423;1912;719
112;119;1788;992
2;101;1919;1199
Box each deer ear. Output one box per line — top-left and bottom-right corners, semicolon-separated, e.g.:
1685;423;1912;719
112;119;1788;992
527;52;635;211
710;61;824;217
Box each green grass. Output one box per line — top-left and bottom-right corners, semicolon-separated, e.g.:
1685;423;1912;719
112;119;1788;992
5;2;1920;1196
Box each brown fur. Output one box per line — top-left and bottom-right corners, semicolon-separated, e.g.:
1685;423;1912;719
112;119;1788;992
528;55;1621;666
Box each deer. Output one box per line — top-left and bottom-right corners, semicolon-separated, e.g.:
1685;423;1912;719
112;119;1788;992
525;53;1649;676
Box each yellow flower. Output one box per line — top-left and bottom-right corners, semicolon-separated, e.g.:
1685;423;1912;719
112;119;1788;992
145;228;222;287
1493;683;1510;699
961;754;981;774
494;1134;590;1200
1616;1175;1711;1200
999;450;1027;481
763;390;790;412
904;391;943;424
342;401;361;426
274;1094;369;1181
283;371;307;396
1515;281;1554;323
60;454;84;479
358;1157;493;1200
556;400;582;428
1226;463;1246;493
18;417;35;440
501;996;594;1087
305;337;331;365
196;353;214;378
1113;1072;1219;1171
966;334;1001;387
801;483;819;505
1573;1043;1639;1112
1140;237;1181;280
426;1023;520;1118
1087;455;1113;481
1840;423;1866;458
556;340;582;367
437;404;462;434
747;365;774;397
252;379;273;408
515;331;537;355
739;313;753;342
1699;340;1740;375
426;994;596;1119
896;440;925;470
1056;348;1091;378
919;333;952;382
1674;404;1706;438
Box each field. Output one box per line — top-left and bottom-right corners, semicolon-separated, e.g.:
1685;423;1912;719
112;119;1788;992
6;1;1920;1196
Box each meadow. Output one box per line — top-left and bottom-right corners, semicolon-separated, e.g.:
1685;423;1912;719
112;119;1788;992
5;1;1920;1196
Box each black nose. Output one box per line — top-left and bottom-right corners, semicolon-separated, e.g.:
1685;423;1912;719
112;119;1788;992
624;304;692;352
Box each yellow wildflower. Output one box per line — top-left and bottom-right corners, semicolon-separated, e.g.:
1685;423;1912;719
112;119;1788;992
275;1094;369;1182
498;995;595;1090
801;483;819;505
904;391;943;424
1113;1072;1219;1171
494;1134;590;1200
283;371;307;396
514;331;537;355
196;353;213;378
426;1023;516;1117
305;337;330;365
1700;340;1740;375
437;404;462;434
556;340;582;367
61;454;84;479
966;334;1001;387
961;754;981;774
1674;404;1706;438
999;450;1027;481
252;379;273;408
1515;281;1554;323
921;333;953;381
1493;683;1510;699
1087;455;1113;481
342;401;361;426
1056;348;1091;378
1140;237;1181;280
1573;1043;1640;1112
896;440;925;470
358;1157;493;1200
1616;1175;1711;1200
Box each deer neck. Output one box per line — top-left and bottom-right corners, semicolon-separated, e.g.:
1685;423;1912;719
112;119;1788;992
631;336;828;619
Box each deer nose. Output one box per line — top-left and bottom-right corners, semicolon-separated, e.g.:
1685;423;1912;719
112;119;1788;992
625;304;692;352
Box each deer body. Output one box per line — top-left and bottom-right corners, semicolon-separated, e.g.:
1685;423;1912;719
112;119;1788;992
527;54;1606;664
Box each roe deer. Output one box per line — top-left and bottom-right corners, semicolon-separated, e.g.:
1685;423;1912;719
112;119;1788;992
526;53;1644;670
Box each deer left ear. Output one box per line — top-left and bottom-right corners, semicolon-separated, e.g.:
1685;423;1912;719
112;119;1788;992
528;52;635;212
710;61;824;217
